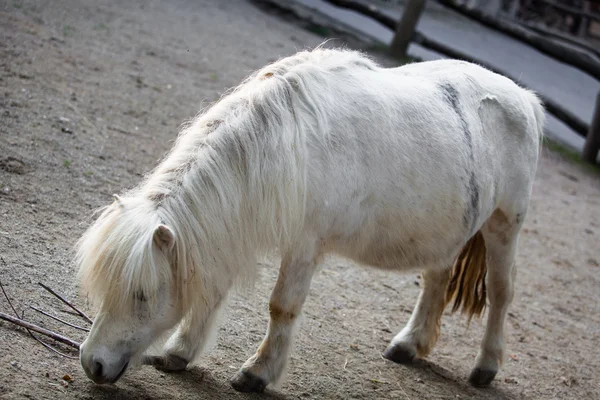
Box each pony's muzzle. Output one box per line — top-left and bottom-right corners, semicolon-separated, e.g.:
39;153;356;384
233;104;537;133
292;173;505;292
80;342;129;384
90;359;103;379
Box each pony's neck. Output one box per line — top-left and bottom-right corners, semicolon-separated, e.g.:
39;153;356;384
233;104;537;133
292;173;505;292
139;81;309;291
142;126;284;292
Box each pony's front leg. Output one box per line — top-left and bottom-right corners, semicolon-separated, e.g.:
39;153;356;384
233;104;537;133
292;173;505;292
146;297;226;372
231;248;318;393
383;267;450;363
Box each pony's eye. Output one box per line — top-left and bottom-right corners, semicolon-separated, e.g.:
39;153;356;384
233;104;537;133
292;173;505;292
135;291;147;302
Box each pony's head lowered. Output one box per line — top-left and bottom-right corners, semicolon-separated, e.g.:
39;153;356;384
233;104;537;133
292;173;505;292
74;48;319;384
76;196;183;384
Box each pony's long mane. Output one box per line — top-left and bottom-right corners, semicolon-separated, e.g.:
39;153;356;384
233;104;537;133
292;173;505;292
76;47;379;314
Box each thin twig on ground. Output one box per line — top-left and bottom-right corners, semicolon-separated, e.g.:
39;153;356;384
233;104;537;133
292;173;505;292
30;306;90;332
38;282;93;324
1;280;78;358
57;308;86;318
0;311;81;349
0;280;161;365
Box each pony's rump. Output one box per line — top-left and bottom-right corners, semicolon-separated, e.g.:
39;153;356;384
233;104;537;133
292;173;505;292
445;231;487;320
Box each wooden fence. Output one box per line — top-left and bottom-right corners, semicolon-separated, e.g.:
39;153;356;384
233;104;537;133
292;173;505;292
517;0;600;38
323;0;600;163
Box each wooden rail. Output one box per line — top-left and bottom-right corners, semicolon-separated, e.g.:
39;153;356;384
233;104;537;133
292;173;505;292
520;21;600;57
435;0;600;81
534;0;600;24
322;0;591;137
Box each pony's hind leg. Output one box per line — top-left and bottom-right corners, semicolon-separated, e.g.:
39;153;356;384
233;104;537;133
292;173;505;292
383;267;450;363
469;208;522;387
231;243;319;393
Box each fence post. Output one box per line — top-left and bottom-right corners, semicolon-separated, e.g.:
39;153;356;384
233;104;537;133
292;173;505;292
577;0;590;37
582;91;600;164
389;0;426;59
506;0;520;18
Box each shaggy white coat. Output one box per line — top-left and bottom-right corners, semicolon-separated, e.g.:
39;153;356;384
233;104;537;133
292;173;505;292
76;47;544;388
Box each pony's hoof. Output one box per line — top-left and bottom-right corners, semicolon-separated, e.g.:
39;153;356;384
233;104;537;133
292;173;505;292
230;370;267;393
468;368;497;387
382;344;416;364
144;354;189;372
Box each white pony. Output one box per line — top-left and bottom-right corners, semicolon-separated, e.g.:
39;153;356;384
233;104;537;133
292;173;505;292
76;47;544;392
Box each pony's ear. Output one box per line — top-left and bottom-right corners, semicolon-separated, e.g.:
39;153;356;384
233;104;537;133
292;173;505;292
153;224;175;253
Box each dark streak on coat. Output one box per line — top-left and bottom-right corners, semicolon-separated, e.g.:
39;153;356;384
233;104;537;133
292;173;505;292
440;83;473;159
440;83;479;233
467;172;480;234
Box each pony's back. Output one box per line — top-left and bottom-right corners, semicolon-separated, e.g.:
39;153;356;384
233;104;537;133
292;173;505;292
280;50;543;271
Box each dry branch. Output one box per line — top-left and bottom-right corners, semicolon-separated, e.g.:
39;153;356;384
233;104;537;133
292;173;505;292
0;312;80;349
30;305;90;332
1;279;78;358
38;282;93;324
0;310;156;365
0;280;161;365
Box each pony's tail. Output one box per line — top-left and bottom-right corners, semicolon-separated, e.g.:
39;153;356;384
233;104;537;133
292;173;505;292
445;231;487;322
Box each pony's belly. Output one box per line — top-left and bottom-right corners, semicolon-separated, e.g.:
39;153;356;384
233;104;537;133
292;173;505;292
328;223;464;271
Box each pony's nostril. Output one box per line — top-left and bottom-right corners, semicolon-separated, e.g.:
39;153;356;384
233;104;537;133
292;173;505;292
91;361;103;378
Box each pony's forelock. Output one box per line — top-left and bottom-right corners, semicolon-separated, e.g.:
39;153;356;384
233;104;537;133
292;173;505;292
76;198;171;312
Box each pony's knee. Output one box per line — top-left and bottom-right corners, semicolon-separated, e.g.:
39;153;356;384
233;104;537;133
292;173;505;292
268;301;299;323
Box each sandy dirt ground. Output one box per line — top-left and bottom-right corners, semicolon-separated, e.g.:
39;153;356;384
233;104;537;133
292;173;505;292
1;0;599;399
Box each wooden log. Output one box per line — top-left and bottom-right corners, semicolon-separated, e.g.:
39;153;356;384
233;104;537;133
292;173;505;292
583;91;600;164
436;0;600;81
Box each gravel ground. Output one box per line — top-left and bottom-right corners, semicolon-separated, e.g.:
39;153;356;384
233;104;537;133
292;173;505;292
1;1;599;399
